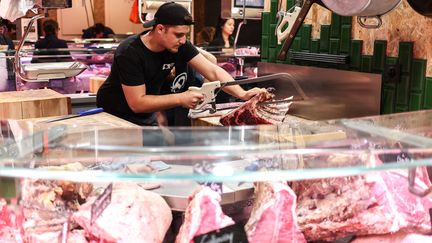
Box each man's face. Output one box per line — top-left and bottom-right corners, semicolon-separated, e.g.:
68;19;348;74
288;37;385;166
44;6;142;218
159;25;190;53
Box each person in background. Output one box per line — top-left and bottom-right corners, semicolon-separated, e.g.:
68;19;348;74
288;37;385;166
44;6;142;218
0;18;15;91
195;26;215;46
96;2;265;126
82;23;115;39
31;19;72;63
0;18;14;50
209;17;235;49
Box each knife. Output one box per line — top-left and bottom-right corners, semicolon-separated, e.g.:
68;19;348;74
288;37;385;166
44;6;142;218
41;108;104;123
188;73;306;112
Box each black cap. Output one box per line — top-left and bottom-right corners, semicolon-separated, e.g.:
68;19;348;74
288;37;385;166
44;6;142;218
143;2;194;28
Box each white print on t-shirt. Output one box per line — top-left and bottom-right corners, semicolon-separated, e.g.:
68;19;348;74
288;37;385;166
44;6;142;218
171;72;187;93
162;63;175;70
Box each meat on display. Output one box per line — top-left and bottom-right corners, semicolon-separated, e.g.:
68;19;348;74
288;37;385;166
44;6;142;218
292;163;432;241
220;91;292;126
245;182;306;242
1;159;432;242
352;231;432;242
175;186;235;243
72;183;172;243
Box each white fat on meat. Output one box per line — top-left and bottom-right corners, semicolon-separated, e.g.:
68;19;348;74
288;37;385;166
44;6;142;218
175;186;235;243
72;183;172;243
293;154;432;241
245;182;306;243
352;231;432;243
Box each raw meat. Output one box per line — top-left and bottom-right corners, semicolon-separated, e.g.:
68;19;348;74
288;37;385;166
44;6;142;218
0;199;23;242
20;163;93;243
220;91;292;125
72;183;172;243
68;230;89;243
235;47;259;56
175;186;235;243
292;155;432;242
352;231;432;243
245;182;306;243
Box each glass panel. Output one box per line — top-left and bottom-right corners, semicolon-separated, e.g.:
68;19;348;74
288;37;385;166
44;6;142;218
1;111;432;183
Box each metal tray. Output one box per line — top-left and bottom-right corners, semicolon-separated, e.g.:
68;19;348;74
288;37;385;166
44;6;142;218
152;164;254;211
22;61;88;81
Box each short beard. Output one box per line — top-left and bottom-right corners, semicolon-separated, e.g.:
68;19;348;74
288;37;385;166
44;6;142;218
167;47;179;53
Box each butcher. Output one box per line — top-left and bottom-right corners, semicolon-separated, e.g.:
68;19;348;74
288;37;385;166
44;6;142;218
97;1;266;126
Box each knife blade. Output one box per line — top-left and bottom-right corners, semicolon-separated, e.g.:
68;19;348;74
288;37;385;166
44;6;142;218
41;108;104;123
189;73;305;111
189;97;301;118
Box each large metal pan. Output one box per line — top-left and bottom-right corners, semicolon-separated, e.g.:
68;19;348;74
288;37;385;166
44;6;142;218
321;0;402;28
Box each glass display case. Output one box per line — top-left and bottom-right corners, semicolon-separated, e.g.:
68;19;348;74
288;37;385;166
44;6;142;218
1;110;432;242
13;41;117;94
0;39;119;95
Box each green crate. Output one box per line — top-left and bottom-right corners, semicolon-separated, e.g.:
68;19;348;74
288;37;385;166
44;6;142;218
410;59;426;92
340;25;351;54
396;74;410;106
329;38;340;55
381;88;395;114
350;40;363;70
270;0;278;24
269;24;277;48
261;12;271;36
311;39;320;53
382;57;398;89
330;13;341;38
372;40;387;73
319;25;331;53
409;92;423;111
300;24;312;51
361;55;372;73
269;47;277;62
423;77;432;109
261;35;269;59
398;42;413;74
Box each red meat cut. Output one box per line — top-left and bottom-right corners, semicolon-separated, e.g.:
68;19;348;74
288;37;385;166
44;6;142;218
175;186;235;243
245;182;306;243
220;91;292;126
72;183;172;243
352;231;432;243
292;158;432;242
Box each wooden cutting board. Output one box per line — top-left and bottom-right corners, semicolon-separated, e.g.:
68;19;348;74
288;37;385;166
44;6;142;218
0;89;71;119
89;76;106;93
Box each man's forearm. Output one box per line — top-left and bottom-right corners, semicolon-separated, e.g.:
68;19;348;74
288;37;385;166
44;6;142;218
128;93;182;113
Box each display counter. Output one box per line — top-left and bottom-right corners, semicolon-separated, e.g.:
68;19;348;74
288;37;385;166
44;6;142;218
1;110;432;242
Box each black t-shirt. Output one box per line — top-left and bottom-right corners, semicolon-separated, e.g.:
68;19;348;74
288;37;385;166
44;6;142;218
96;32;199;126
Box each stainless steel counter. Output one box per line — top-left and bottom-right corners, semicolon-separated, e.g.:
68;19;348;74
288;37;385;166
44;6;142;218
257;63;382;120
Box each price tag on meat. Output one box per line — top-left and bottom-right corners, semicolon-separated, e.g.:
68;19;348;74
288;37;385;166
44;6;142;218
193;162;223;195
91;183;113;225
193;224;249;243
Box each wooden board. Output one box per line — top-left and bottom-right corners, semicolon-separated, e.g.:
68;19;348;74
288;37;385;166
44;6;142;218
191;116;223;127
0;89;71;119
89;76;106;93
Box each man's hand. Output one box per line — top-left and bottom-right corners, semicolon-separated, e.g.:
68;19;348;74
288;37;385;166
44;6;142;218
179;90;205;109
238;87;268;101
